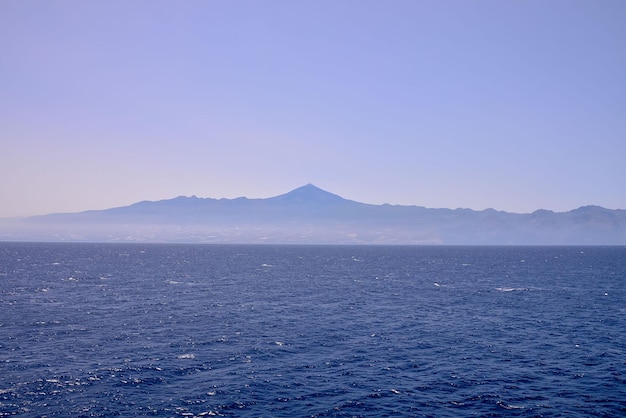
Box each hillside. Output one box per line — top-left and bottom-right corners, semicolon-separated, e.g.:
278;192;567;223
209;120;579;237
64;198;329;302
1;184;625;244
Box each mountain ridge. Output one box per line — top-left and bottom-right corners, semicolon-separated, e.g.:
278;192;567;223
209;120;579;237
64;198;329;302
1;184;625;244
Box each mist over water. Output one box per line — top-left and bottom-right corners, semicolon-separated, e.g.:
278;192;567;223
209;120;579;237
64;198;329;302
1;243;625;416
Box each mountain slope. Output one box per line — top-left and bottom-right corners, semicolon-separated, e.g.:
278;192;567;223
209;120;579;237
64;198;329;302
2;185;625;244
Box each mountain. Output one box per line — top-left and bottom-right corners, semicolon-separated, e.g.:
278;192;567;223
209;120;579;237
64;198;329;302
1;184;625;244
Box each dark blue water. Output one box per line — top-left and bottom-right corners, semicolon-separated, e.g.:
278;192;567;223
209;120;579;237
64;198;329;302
1;243;625;417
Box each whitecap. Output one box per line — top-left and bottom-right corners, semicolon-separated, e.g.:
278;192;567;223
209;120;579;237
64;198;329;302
495;287;529;292
177;353;195;359
497;401;524;410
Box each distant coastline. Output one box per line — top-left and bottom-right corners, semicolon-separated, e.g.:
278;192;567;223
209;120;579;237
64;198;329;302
1;185;625;245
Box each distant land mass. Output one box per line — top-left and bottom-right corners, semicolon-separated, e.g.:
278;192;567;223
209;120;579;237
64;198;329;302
1;184;625;244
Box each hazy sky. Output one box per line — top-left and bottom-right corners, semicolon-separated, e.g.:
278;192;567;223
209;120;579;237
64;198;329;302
2;0;625;217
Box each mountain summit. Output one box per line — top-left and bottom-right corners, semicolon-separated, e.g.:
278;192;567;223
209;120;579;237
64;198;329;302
268;184;350;204
1;185;625;244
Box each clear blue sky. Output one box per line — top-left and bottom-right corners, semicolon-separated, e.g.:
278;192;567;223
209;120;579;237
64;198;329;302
2;0;625;217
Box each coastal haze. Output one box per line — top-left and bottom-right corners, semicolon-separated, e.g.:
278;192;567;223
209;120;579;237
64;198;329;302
2;184;624;244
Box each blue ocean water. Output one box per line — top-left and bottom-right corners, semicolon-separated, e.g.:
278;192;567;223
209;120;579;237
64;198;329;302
1;243;625;417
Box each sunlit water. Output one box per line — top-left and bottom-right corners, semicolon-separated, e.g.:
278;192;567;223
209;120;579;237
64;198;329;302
1;243;625;417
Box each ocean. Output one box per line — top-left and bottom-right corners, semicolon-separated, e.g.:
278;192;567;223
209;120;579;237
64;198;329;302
1;243;624;417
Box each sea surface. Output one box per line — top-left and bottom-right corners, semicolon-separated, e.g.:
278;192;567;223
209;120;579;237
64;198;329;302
1;243;625;417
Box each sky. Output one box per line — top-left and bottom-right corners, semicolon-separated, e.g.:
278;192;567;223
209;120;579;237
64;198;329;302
1;0;625;217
